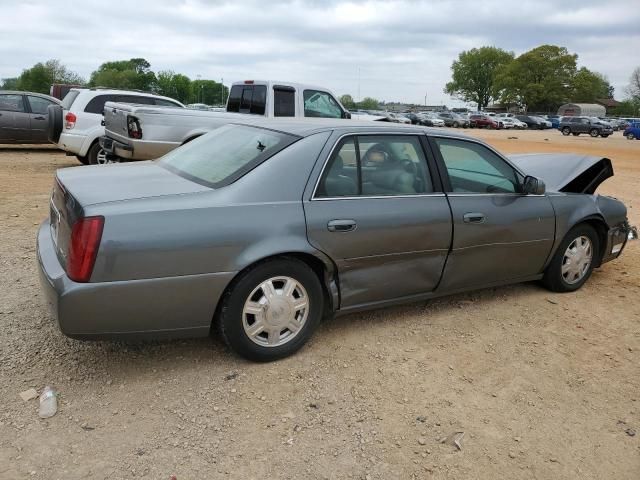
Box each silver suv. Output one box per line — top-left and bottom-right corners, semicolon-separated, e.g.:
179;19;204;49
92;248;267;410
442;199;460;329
47;88;183;164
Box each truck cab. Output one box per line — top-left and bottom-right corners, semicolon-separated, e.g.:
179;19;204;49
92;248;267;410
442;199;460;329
226;80;351;119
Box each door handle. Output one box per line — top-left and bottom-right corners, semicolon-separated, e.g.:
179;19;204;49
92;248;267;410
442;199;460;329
33;116;45;120
327;219;356;232
463;212;486;224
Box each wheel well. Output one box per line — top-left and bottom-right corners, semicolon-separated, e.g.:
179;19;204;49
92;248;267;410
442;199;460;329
211;252;336;331
581;218;608;267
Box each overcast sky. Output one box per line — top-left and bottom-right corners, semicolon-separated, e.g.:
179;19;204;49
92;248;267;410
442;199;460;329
1;0;638;106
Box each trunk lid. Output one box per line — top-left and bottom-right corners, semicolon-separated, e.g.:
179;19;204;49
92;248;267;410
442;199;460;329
55;162;210;207
509;153;613;194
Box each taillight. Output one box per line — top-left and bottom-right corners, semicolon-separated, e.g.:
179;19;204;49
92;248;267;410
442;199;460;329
65;112;77;129
127;115;142;139
67;216;104;283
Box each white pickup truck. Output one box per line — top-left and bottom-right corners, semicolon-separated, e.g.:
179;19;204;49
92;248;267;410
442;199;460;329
101;80;383;161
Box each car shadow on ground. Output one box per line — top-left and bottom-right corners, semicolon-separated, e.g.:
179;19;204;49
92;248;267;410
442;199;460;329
40;281;542;380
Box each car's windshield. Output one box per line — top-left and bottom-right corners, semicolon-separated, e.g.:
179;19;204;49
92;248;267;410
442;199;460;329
158;124;297;188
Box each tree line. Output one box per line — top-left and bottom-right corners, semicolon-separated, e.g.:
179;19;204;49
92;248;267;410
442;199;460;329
444;45;640;115
0;58;228;105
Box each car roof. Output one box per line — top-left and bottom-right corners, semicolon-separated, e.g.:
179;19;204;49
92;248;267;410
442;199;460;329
228;117;474;140
0;90;61;103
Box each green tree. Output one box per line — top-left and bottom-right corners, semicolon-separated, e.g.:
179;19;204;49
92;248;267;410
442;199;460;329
13;59;84;94
611;99;640;116
339;94;356;109
572;68;612;102
496;45;577;112
444;46;514;110
190;79;228;105
0;77;19;89
357;97;379;110
156;70;192;103
89;58;156;91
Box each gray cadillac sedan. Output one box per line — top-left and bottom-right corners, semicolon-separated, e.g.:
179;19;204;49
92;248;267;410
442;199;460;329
37;119;637;361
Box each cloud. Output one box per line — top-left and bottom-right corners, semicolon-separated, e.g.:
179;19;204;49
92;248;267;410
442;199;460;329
0;0;638;105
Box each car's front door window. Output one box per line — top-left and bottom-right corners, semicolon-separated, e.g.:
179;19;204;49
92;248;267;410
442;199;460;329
27;96;55;115
434;137;521;194
303;90;343;118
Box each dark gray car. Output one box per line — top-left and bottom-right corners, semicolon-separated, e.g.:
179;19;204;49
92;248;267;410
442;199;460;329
37;119;637;361
559;116;614;138
0;91;61;143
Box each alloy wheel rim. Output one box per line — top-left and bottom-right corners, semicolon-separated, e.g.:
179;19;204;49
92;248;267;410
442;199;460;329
242;276;309;347
561;236;593;284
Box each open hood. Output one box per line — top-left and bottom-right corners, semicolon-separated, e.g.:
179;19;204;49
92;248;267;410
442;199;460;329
509;153;613;194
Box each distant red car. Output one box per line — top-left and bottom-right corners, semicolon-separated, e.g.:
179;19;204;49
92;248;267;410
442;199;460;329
470;114;500;129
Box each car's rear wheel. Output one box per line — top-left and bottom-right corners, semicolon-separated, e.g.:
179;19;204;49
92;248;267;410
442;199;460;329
627;133;636;140
589;128;599;137
542;224;599;293
86;142;107;165
217;258;324;361
452;121;459;128
561;127;571;136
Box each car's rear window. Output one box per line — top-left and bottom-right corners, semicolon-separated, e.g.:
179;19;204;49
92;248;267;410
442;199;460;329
158;124;297;188
62;90;80;110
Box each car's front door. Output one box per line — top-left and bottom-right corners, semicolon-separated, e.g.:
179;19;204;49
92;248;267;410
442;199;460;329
0;94;30;142
26;95;57;143
304;133;452;308
430;136;555;291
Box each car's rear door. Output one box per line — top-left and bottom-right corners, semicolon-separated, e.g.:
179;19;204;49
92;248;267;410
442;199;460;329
429;136;555;291
0;94;30;142
304;132;452;308
25;95;58;143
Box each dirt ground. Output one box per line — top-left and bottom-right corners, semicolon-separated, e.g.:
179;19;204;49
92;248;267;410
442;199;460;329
1;129;638;480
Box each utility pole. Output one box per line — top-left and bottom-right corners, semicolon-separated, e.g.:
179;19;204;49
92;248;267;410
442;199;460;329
221;78;224;106
424;91;427;106
358;67;361;103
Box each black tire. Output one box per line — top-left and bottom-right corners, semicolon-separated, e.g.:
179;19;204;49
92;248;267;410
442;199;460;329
47;104;63;143
86;142;102;165
217;258;324;362
627;133;636;140
589;128;599;138
542;224;599;293
75;155;89;165
452;121;459;128
561;127;571;136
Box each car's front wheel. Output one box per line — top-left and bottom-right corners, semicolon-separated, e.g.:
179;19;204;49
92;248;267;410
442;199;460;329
542;224;599;292
627;132;636;140
217;258;324;361
561;127;571;135
589;128;599;137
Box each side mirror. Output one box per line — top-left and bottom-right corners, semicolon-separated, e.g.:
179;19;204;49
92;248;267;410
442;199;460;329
342;111;351;119
522;175;545;195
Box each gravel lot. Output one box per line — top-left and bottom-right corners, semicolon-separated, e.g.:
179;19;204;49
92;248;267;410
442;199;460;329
1;130;639;479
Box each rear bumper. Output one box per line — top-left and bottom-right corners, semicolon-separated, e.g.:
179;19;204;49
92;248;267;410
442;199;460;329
100;135;180;161
37;220;235;340
600;222;637;265
58;132;87;156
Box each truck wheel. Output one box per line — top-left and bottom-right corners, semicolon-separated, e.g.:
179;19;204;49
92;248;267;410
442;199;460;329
627;133;636;140
542;224;599;293
216;258;324;362
589;129;599;137
561;127;571;136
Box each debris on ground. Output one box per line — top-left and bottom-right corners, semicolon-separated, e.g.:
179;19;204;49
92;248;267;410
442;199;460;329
19;388;38;402
438;431;465;451
38;386;57;419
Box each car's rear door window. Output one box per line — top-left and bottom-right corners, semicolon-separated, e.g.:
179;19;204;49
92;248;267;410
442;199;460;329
27;96;57;115
158;124;296;188
316;135;434;197
273;87;295;117
229;85;267;115
84;95;118;114
434;137;521;194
